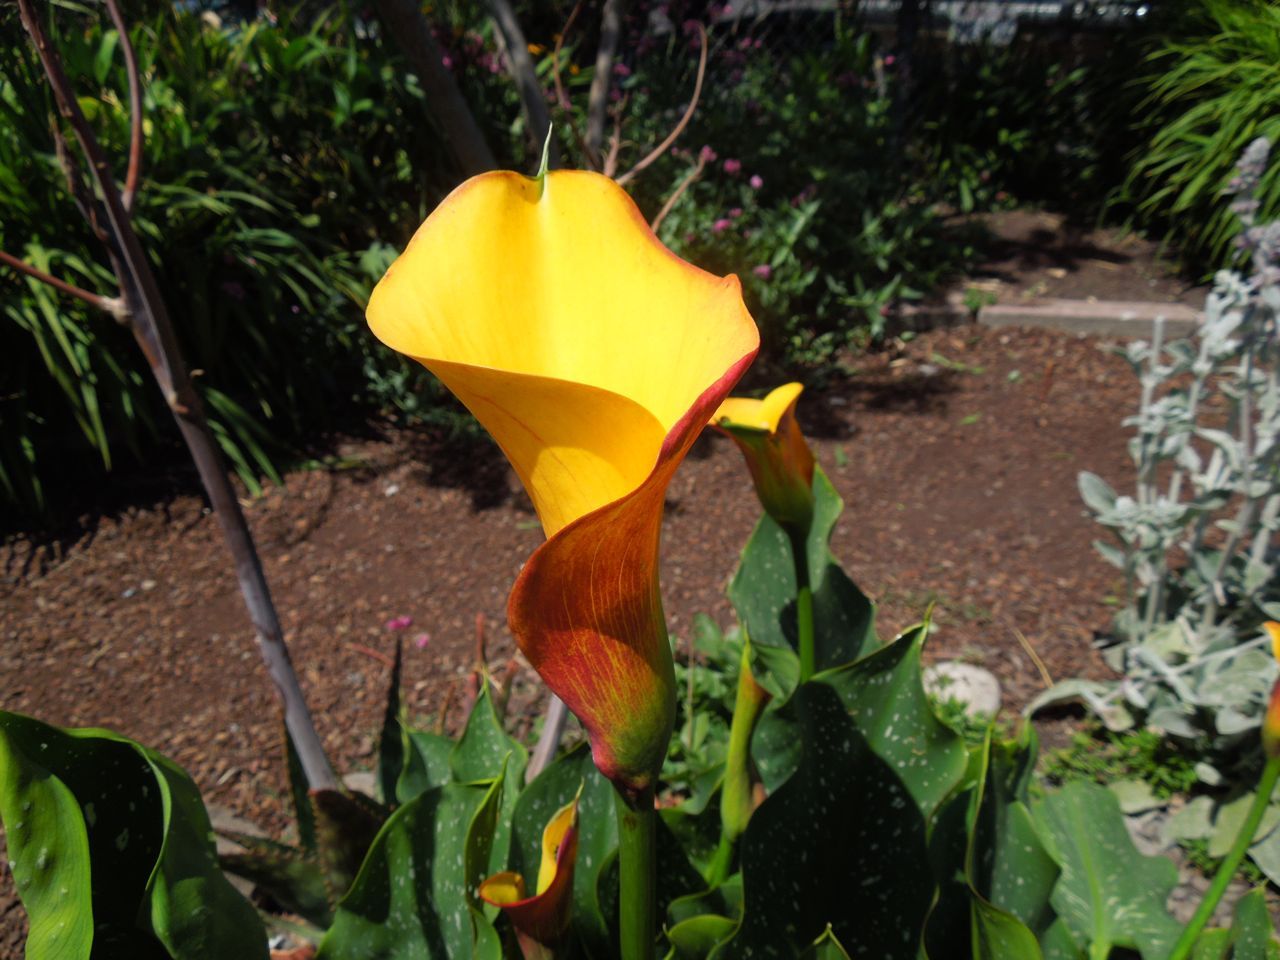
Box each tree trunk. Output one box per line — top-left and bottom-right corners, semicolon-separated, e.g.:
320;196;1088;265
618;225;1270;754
371;0;497;175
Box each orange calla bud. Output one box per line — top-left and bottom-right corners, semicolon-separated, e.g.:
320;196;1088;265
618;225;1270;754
480;799;579;947
1263;623;1280;758
712;382;815;534
367;169;759;800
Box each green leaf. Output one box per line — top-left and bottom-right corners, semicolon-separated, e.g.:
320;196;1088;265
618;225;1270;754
142;749;273;958
398;730;456;803
800;926;853;959
318;778;503;959
0;712;267;959
1033;781;1181;959
219;834;331;926
451;683;528;877
310;789;387;906
378;638;405;806
729;467;876;700
716;625;968;958
285;722;318;853
1228;887;1279;959
668;915;738;958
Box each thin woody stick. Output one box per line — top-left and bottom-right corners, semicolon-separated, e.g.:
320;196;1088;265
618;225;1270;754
16;0;337;791
0;249;124;318
616;24;707;187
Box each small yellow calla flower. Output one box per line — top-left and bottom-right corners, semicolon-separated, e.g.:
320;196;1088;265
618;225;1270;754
712;382;816;533
1263;623;1280;758
480;799;579;947
367;169;758;799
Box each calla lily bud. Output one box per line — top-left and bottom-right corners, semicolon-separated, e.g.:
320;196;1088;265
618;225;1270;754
721;634;770;843
1263;623;1280;758
713;382;816;535
366;168;759;800
480;799;579;950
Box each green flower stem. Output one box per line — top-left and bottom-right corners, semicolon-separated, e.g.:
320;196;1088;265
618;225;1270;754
1167;755;1280;960
789;528;815;681
615;785;657;960
707;637;771;887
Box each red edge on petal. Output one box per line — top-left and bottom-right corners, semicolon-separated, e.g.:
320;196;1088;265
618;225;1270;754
508;341;758;799
480;814;580;945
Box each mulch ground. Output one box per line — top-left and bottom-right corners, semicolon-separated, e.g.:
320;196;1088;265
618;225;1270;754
0;322;1147;953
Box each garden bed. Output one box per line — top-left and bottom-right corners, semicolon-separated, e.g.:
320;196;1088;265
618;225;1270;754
0;322;1150;950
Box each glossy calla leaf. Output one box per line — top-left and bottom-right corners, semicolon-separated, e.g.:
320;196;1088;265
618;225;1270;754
667;915;738;959
924;725;1054;960
368;168;759;798
377;637;405;806
398;730;455;804
0;711;267;959
318;775;504;959
1033;781;1181;960
451;682;528;877
799;926;853;959
714;624;968;959
1223;886;1280;959
729;466;876;701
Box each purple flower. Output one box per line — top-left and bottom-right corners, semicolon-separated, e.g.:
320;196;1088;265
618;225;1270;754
884;54;896;66
614;62;632;77
712;218;733;233
723;158;742;176
752;264;773;280
384;615;414;631
699;145;718;164
749;174;764;189
413;632;431;649
441;54;453;70
220;280;246;302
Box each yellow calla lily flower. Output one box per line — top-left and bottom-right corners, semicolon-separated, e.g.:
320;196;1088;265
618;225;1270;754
367;169;759;799
1263;623;1280;757
712;382;815;533
480;798;579;947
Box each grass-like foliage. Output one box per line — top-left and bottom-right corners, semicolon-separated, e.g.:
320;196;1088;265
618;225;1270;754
1127;0;1280;269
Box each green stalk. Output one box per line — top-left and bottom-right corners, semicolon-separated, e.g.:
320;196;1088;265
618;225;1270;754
615;786;657;960
789;528;815;682
706;638;771;887
1167;755;1280;960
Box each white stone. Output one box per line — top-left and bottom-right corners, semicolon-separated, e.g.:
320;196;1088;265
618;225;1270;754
923;661;1002;718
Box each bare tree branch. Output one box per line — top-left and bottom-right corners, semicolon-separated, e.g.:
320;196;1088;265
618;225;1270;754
485;0;555;164
103;0;142;212
650;152;706;234
616;24;706;187
585;0;628;157
0;249;125;318
16;0;338;791
370;0;496;175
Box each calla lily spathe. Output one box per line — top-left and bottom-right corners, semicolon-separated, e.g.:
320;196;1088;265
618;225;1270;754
367;169;758;799
480;798;579;949
713;382;815;533
1263;622;1280;757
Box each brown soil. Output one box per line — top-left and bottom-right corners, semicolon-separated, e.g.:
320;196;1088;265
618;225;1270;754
0;323;1143;954
960;208;1209;306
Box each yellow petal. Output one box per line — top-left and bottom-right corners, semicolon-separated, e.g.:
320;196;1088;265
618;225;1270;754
478;871;528;906
536;799;578;895
714;382;805;433
367;170;758;536
1266;622;1280;662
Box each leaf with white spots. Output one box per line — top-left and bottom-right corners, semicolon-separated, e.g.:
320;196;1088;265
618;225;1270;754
318;776;503;959
714;626;968;959
729;467;877;701
0;711;267;959
1033;781;1181;960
